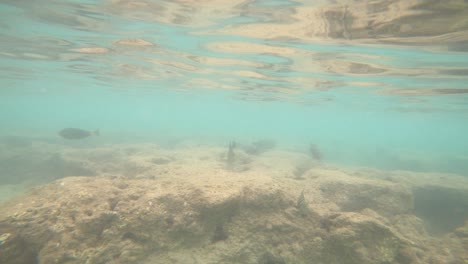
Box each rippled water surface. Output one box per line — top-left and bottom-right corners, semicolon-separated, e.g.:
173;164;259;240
1;0;468;174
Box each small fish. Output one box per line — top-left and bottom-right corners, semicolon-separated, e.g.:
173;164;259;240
309;143;322;161
58;128;99;140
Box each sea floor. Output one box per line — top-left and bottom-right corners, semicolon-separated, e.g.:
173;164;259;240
0;140;467;263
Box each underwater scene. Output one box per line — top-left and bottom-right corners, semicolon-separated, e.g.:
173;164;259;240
1;0;468;263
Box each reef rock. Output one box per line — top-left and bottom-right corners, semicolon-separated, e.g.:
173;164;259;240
0;145;467;263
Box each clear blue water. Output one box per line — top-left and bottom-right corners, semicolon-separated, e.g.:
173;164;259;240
1;0;468;174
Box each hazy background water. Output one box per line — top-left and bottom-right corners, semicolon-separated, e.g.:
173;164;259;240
1;0;468;175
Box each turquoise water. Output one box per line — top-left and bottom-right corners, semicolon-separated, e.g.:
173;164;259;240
1;2;468;264
1;0;468;174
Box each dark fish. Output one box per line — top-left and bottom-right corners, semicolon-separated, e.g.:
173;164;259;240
59;128;99;140
309;143;322;161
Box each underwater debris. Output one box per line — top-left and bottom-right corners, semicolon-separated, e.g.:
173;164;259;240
296;190;310;217
309;143;322;161
258;251;286;264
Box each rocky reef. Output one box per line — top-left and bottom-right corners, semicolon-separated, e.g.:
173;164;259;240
0;143;467;263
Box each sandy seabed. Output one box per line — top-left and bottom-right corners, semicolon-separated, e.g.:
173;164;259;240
0;141;467;264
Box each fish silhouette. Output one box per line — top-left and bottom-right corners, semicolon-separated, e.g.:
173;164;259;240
58;128;99;140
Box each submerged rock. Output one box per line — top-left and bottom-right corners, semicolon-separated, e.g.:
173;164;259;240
0;175;294;263
321;211;411;264
318;176;413;217
0;224;37;264
0;145;466;264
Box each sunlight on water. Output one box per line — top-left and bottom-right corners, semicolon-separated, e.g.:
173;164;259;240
0;1;468;263
1;0;467;173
